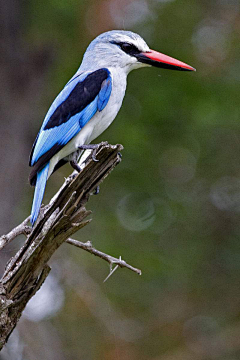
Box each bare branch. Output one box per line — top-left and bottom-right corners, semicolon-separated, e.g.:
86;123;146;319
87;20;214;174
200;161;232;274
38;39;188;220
0;142;141;350
65;238;142;276
0;217;31;251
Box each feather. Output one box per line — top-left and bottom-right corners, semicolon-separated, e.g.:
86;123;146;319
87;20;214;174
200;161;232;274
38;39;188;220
30;162;50;225
29;68;112;225
29;68;112;168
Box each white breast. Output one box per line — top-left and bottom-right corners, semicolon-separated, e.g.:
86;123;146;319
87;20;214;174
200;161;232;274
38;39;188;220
48;67;127;177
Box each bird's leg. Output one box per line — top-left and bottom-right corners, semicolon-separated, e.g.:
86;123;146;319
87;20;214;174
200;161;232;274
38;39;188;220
78;144;99;162
70;160;81;173
94;186;100;195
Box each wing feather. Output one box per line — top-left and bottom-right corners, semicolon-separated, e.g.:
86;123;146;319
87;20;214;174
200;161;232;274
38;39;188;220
29;68;112;170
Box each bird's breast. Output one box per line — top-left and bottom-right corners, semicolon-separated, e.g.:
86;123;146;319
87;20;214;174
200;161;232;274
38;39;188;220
87;67;127;143
48;68;127;177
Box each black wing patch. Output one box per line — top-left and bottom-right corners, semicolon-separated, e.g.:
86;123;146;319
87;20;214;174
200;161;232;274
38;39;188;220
29;143;63;186
29;133;39;166
44;68;110;130
29;156;68;186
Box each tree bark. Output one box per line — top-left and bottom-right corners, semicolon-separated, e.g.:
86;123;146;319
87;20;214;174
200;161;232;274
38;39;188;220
0;143;128;350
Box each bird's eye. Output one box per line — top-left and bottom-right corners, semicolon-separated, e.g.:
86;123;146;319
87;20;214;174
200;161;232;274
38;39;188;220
120;43;133;52
120;43;140;55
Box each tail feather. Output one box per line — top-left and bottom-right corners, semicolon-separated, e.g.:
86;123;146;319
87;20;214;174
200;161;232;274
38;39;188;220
30;162;50;226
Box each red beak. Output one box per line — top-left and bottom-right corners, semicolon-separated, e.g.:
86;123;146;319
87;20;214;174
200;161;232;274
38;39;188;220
136;49;196;72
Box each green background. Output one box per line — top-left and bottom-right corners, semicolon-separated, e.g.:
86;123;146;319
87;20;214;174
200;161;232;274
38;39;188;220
1;0;240;359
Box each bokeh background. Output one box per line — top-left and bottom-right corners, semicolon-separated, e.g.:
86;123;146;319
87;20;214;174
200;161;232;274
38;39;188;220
1;0;240;359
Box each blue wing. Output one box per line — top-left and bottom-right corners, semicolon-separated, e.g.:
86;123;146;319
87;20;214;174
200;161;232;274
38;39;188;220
29;68;112;184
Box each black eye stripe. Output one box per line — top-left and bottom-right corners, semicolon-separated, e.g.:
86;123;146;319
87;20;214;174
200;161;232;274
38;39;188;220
110;41;141;56
120;43;137;52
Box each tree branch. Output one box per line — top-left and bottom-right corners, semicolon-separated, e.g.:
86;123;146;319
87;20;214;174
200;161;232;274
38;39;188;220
66;238;142;276
0;142;141;350
0;217;31;251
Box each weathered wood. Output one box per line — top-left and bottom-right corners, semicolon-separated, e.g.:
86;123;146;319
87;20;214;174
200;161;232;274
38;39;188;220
0;142;123;350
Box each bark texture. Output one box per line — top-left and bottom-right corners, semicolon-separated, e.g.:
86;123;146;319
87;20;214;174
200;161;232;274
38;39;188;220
0;142;123;350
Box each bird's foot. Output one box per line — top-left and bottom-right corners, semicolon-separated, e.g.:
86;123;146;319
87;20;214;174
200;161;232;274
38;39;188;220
78;144;100;162
70;160;81;172
94;186;100;195
69;173;78;181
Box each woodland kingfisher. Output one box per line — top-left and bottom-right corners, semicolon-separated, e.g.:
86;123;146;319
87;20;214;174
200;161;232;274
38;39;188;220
29;30;195;225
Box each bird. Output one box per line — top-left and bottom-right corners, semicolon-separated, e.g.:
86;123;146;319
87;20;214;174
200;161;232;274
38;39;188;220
29;30;195;226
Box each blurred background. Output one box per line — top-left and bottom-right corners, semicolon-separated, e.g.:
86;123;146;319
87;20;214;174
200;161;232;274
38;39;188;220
0;0;240;359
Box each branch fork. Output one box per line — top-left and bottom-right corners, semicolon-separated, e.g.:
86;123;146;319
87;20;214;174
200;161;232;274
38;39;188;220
0;143;141;350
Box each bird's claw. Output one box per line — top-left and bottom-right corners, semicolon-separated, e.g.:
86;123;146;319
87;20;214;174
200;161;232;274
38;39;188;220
94;186;100;195
69;173;78;181
91;149;99;162
78;144;100;162
70;160;81;172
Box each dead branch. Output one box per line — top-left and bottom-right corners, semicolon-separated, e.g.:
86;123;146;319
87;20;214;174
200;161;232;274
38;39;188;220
0;142;141;350
0;217;31;251
66;238;142;276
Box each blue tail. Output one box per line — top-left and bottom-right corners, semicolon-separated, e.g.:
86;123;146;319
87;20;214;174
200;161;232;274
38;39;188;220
31;162;50;226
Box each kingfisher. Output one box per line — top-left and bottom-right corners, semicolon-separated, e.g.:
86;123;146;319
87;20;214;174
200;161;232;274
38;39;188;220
29;30;195;225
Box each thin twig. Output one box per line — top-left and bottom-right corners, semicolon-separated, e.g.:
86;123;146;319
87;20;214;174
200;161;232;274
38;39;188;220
0;216;31;251
103;263;119;283
65;238;142;276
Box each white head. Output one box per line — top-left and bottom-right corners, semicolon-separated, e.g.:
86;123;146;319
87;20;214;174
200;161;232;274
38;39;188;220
79;31;149;73
79;30;195;74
